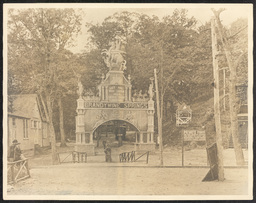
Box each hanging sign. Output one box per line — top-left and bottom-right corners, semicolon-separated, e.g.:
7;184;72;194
176;104;192;126
184;130;206;141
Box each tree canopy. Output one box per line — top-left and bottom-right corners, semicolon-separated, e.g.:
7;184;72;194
7;8;248;147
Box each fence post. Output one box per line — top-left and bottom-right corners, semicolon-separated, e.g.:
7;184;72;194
11;164;14;183
146;151;149;164
26;160;30;177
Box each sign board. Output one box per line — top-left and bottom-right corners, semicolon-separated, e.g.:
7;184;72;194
108;85;125;102
176;104;192;126
184;130;205;141
84;102;148;109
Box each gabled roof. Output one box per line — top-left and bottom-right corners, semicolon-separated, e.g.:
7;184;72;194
8;94;48;122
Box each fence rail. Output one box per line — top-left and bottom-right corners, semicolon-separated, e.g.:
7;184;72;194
119;151;150;164
58;151;87;164
8;158;30;184
119;151;135;162
135;151;150;164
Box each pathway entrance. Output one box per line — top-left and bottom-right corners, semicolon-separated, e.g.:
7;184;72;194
93;120;139;148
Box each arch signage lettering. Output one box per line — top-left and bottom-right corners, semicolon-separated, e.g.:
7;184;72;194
84;102;148;109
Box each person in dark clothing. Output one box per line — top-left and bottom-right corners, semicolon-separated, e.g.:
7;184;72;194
104;143;112;162
8;139;22;162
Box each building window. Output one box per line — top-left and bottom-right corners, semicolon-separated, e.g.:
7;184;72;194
34;121;37;128
12;118;16;126
23;119;28;139
31;120;38;129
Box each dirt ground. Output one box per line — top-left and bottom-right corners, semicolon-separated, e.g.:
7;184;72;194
26;141;249;168
5;141;251;199
7;164;248;196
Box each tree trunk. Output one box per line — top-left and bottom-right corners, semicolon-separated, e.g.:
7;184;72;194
212;9;245;165
154;68;163;166
228;72;245;165
39;92;50;121
46;95;59;165
58;97;67;147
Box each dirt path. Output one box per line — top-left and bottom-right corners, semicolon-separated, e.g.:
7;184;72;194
7;164;248;196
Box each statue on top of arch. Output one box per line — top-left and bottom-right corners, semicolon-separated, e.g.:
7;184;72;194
101;31;127;71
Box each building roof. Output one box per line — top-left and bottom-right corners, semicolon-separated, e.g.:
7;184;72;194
8;94;48;122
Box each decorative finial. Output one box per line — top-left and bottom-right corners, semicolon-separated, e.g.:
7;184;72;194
148;77;154;100
77;80;83;98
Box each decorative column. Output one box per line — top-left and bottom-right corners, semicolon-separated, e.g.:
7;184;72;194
76;98;85;145
81;134;85;143
89;133;93;144
147;99;155;142
129;87;132;101
147;133;150;143
139;132;143;143
127;75;131;101
76;133;81;143
105;86;109;101
125;86;127;101
102;86;105;100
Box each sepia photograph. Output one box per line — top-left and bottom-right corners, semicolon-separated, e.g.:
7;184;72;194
3;3;253;200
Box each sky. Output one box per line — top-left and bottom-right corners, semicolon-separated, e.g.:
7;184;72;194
4;3;252;53
67;4;252;53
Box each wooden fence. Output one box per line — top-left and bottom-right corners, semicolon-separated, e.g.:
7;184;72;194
8;158;30;184
58;151;87;164
119;151;135;162
119;151;150;164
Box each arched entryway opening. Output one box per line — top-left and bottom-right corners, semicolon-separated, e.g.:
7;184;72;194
92;119;140;150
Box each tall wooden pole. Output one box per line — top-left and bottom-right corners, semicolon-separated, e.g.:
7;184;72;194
154;68;163;166
211;18;225;181
223;69;226;112
212;9;245;165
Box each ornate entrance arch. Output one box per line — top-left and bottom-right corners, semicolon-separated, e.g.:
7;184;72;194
92;119;141;135
75;34;155;155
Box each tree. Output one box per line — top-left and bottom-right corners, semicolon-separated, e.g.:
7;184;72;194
212;9;246;165
86;10;214;148
8;8;82;164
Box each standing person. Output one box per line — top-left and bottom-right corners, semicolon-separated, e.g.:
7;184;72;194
104;143;112;162
8;139;23;162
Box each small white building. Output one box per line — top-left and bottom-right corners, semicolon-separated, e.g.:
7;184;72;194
8;94;51;151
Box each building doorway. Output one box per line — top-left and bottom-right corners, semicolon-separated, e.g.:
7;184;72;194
93;120;139;150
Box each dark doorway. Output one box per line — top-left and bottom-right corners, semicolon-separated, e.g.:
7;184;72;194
93;120;139;149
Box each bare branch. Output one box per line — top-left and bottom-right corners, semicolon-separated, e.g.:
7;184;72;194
211;8;226;18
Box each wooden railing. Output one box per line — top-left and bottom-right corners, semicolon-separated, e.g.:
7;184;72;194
58;151;87;164
119;151;150;164
119;151;135;162
8;158;30;184
135;151;150;164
